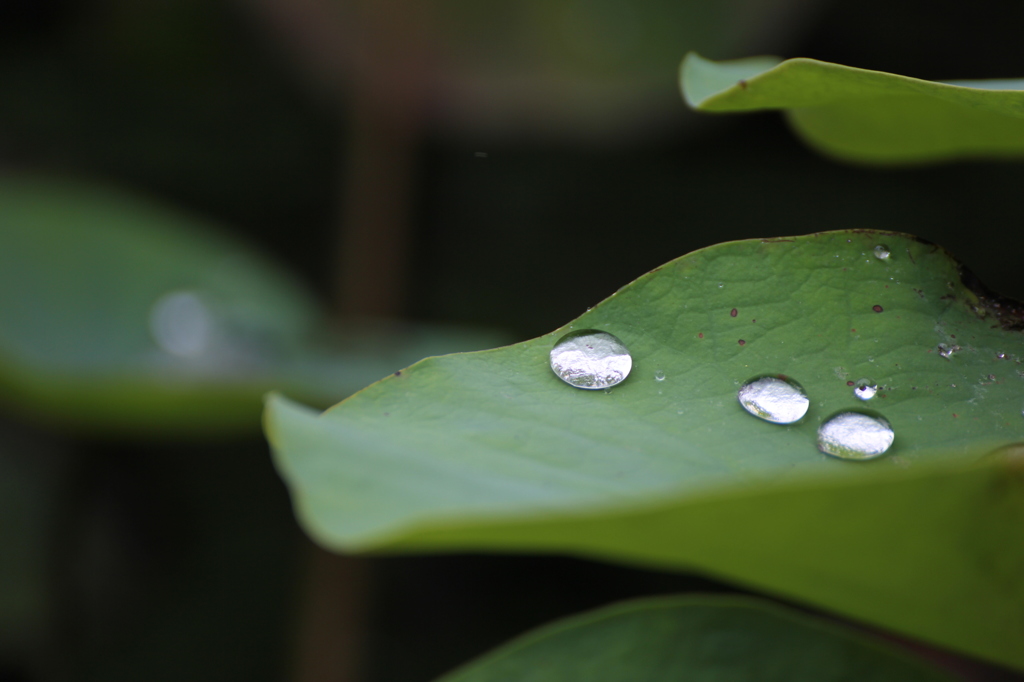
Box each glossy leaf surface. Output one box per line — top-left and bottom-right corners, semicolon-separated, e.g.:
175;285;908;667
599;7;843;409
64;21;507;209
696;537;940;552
681;53;1024;164
267;231;1024;668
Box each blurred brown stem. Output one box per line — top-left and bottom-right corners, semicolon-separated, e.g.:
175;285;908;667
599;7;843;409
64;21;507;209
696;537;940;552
238;0;431;680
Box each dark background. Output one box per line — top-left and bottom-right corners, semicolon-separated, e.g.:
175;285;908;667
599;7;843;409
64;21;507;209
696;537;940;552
1;0;1023;680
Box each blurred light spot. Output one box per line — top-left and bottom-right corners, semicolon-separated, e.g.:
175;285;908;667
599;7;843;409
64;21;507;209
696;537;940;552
149;291;213;358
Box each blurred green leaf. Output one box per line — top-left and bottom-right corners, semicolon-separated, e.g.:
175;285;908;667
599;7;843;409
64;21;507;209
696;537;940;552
0;175;501;433
680;52;1024;164
437;595;954;682
267;231;1024;668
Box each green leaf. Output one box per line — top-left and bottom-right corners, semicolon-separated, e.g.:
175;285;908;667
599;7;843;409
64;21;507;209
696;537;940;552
437;595;954;682
267;231;1024;669
680;52;1024;164
0;175;500;433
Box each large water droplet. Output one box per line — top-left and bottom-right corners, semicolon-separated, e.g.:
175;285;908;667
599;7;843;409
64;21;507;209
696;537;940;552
550;330;632;390
150;290;214;358
873;244;891;260
817;411;894;461
737;375;809;424
654;370;666;382
853;379;877;401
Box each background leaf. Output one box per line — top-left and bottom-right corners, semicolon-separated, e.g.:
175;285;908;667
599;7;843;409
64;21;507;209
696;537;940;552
0;175;500;433
437;595;954;682
680;52;1024;164
268;230;1024;669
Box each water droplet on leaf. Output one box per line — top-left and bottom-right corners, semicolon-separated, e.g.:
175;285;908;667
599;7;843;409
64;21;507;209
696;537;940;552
654;370;666;382
938;343;961;359
737;375;809;424
853;380;877;400
873;244;891;260
550;330;632;390
817;411;894;461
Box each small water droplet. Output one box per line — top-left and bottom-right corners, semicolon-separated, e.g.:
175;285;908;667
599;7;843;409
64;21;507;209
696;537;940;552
737;375;809;424
853;379;877;400
550;330;632;390
654;370;666;382
938;343;961;359
997;352;1007;360
873;244;891;260
817;411;894;461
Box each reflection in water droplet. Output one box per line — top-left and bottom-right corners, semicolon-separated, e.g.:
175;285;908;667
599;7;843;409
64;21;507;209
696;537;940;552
654;370;666;382
150;290;213;358
997;352;1007;360
854;379;877;401
818;411;894;461
550;330;632;390
873;244;891;260
737;375;809;424
938;343;961;359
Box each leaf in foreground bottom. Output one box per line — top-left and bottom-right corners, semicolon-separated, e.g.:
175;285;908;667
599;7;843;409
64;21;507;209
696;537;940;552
437;596;953;682
267;230;1024;669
